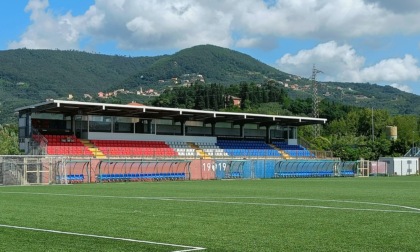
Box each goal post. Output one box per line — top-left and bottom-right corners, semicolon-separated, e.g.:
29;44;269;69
358;159;369;177
357;159;388;177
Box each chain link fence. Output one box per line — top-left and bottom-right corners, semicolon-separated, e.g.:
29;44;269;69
0;155;66;185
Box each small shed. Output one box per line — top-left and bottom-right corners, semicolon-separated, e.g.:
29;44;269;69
378;157;419;176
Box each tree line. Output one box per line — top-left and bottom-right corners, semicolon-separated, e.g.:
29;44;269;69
1;81;418;159
151;81;289;110
151;81;419;160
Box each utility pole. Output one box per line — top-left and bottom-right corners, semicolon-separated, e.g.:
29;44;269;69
413;130;416;149
312;64;323;138
371;107;374;143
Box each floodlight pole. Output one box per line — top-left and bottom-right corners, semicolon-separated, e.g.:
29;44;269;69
312;64;323;138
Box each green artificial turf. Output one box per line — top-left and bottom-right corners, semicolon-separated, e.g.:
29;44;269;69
1;177;420;251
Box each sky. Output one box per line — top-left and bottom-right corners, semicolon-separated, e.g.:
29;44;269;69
2;0;420;95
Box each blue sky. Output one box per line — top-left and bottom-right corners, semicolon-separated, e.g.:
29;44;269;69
2;0;420;95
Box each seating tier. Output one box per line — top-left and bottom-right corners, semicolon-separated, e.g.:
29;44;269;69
44;135;91;156
216;140;281;157
92;140;177;157
272;141;313;157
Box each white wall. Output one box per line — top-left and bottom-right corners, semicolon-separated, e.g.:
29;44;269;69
379;157;419;175
288;139;298;145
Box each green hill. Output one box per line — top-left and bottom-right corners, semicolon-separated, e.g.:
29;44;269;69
120;44;289;90
315;81;420;115
0;45;419;124
0;49;162;122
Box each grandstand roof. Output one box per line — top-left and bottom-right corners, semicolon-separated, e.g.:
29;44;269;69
16;100;327;126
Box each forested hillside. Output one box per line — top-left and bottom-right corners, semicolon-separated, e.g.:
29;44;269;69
0;49;163;122
0;45;420;126
150;82;420;160
317;82;420;115
120;44;289;90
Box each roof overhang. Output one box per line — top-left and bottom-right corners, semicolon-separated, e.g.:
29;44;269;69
16;100;327;126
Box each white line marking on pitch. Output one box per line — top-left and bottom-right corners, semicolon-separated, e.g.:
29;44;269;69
0;224;206;252
193;196;420;212
2;191;420;214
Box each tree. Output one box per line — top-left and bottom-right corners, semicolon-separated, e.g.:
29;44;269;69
366;138;391;160
0;124;20;155
393;115;418;147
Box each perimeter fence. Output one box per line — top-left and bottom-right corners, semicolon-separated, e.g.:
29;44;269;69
0;155;357;186
0;155;66;185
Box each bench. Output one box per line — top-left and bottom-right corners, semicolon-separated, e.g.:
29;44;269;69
96;172;186;182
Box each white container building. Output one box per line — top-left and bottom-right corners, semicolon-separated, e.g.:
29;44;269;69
378;157;419;176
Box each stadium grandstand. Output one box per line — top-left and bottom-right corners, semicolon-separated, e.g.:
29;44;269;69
0;100;357;186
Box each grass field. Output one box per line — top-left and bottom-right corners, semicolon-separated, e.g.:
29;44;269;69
1;177;420;251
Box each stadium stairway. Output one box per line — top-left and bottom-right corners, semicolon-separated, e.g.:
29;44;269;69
269;144;291;159
188;143;211;159
80;139;107;159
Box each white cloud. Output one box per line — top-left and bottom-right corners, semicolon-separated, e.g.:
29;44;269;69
91;0;235;50
9;0;235;50
9;0;85;50
277;41;365;81
276;41;420;88
359;55;420;82
390;83;412;93
364;0;420;14
233;0;420;40
236;37;264;48
9;0;420;51
235;37;277;50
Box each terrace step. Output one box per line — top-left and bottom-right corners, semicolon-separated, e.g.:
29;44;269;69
188;143;211;159
269;144;291;159
81;139;107;158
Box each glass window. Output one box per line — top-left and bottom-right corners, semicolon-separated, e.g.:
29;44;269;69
89;116;112;132
114;117;134;133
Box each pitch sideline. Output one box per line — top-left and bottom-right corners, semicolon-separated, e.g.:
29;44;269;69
2;191;420;214
0;224;206;252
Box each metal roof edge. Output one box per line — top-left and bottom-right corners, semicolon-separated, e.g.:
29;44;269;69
16;99;328;123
